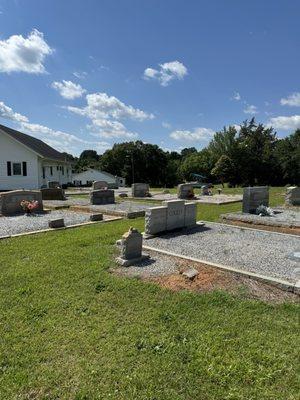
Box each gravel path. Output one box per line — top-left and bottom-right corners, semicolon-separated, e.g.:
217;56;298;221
145;222;300;283
222;209;300;228
0;210;103;237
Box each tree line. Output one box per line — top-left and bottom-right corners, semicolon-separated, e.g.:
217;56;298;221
66;118;300;187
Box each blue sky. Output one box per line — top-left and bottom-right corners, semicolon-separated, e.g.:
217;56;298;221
0;0;300;156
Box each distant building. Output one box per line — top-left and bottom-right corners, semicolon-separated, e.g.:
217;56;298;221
72;168;125;188
0;124;72;191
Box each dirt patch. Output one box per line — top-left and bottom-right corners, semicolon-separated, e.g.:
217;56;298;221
113;251;299;304
221;219;300;236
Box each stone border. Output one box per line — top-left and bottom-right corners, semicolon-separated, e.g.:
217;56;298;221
0;216;122;241
142;245;299;294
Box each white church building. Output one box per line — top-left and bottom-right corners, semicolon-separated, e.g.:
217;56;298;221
0;124;72;191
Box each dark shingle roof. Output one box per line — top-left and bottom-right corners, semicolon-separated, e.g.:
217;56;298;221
0;124;66;162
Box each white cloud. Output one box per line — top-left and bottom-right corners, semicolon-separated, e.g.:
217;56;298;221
170;127;214;141
0;100;110;155
68;92;154;121
51;80;86;99
268;115;300;130
0;101;28;122
67;92;153;139
88;119;138;139
162;122;171;129
72;71;88;79
280;92;300;107
243;104;258;114
143;60;188;86
0;29;52;74
232;91;241;101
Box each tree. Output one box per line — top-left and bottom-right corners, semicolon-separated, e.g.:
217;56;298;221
179;149;213;181
275;130;300;184
181;147;197;159
211;155;235;187
79;150;99;161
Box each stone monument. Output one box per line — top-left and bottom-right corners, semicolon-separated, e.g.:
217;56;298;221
93;181;108;190
0;190;43;215
131;183;150;197
41;188;65;200
116;227;149;266
285;186;300;206
242;186;269;214
90;189;115;205
48;181;60;189
177;183;194;199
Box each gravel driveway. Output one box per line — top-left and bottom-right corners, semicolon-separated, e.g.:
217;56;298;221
145;222;300;283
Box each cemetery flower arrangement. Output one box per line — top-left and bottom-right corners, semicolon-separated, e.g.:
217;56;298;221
256;205;274;217
20;200;39;214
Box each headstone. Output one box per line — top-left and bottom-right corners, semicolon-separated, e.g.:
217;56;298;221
184;202;197;227
90;213;103;221
177;183;194;199
116;227;149;267
201;185;210;196
93;181;108;190
90;189;115;205
0;190;43;215
48;181;60;189
48;218;65;228
285;187;300;206
41;188;65;200
162;199;185;231
242;186;269;214
145;206;168;236
131;183;150;197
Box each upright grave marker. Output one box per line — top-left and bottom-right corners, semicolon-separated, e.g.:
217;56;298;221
90;189;115;205
285;186;300;206
131;183;150;197
242;186;269;214
93;181;108;190
0;190;43;215
116;227;149;266
163;199;185;230
177;183;194;199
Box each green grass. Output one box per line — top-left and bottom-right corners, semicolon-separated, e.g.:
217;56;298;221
0;187;298;399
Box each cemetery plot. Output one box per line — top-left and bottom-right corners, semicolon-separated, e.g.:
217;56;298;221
144;222;300;284
0;210;118;238
221;208;300;235
114;249;298;303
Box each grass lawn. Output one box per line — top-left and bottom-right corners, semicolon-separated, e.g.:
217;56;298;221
0;187;299;399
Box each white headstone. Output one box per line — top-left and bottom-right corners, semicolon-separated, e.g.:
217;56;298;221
145;206;167;236
285;186;300;206
184;202;197;227
162;199;185;231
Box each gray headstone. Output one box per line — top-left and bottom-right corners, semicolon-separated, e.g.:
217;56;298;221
0;190;43;215
48;218;65;228
131;183;150;197
116;227;149;267
90;189;115;205
93;181;108;190
285;187;300;206
177;183;194;199
90;213;103;221
163;199;185;231
242;186;269;214
184;202;197;227
48;181;60;189
41;188;65;200
145;206;167;236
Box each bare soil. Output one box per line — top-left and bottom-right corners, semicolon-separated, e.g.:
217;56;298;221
221;219;300;235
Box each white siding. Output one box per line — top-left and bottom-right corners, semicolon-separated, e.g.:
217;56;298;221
0;133;39;190
73;169;117;185
38;161;72;187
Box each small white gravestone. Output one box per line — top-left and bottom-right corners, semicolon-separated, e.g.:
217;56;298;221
162;199;185;231
116;227;149;267
184;202;197;227
145;206;168;237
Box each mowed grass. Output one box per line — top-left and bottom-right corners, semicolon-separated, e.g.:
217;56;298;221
0;187;299;399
